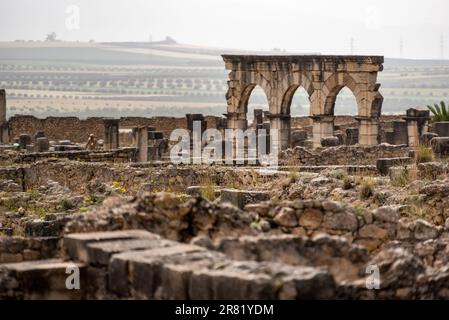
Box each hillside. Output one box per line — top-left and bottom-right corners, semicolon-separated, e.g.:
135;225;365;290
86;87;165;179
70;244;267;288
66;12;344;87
1;41;449;119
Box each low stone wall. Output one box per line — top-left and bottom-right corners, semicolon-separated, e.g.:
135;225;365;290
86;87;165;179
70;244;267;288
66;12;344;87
290;115;402;143
246;199;443;251
15;148;137;164
280;144;412;166
8;115;221;143
0;160;273;194
0;237;59;263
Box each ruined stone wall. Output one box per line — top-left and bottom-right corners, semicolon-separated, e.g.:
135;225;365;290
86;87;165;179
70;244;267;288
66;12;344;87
15;148;137;164
0;237;59;263
280;145;412;166
0;161;267;194
291;115;403;142
8;115;221;143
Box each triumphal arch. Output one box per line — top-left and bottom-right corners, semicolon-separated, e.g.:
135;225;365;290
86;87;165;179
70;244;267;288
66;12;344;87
222;55;384;149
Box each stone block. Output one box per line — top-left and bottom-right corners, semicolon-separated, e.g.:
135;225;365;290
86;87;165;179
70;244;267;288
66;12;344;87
0;259;86;299
431;137;449;157
36;137;50;152
321;136;340;147
220;189;269;209
86;238;175;266
376;157;412;176
18;134;32;150
64;230;157;262
291;130;307;142
148;131;163;140
420;132;438;145
433;122;449;137
392;121;408;145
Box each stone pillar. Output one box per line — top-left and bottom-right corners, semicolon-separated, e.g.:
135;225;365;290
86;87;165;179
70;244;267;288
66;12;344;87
268;113;290;150
136;126;148;162
253;109;263;127
357;117;379;146
131;127;139;146
36;137;50;152
103;119;120;150
311;115;334;148
0;122;9;144
404;109;430;147
226;112;248;159
406;120;419;147
19;134;32;150
226;112;247;131
0;89;6;123
392;120;408;145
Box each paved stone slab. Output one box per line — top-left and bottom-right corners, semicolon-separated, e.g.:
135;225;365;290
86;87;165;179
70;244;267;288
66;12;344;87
86;238;177;266
64;230;158;262
0;259;86;299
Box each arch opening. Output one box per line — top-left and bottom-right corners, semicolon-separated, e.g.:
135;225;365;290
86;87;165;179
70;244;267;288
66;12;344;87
245;85;269;124
280;84;311;116
333;86;358;116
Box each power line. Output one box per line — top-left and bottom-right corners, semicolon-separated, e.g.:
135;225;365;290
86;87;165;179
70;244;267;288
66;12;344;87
441;32;445;60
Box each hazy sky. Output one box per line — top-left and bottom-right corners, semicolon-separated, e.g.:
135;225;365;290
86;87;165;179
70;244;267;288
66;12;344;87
1;0;449;59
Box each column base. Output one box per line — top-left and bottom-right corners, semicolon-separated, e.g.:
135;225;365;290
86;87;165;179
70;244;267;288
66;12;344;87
310;115;335;148
356;117;379;146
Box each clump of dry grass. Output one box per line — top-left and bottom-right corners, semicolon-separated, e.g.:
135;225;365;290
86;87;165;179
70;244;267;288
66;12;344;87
200;177;217;201
359;177;375;200
416;145;434;164
391;165;417;188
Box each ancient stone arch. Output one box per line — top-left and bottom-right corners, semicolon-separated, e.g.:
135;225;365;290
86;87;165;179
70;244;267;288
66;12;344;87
222;55;384;149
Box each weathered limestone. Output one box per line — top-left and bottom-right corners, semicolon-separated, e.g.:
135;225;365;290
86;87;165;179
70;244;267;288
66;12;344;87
376;157;413;175
267;113;290;150
357;117;379;146
253;109;263;126
136;126;149;162
404;109;430;147
431;137;449;157
311;115;334;148
321;136;340;147
345;127;359;145
0;89;6;123
18;134;32;150
0;122;9;144
291;130;307;147
223;55;384;150
103;119;119;150
421;132;438;145
35;137;50;152
434;122;449;137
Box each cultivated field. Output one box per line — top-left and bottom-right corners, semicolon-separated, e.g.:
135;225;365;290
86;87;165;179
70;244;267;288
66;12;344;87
1;40;449;119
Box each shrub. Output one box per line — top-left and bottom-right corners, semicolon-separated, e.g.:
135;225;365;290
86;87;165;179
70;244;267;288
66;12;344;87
62;198;74;211
360;177;374;199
